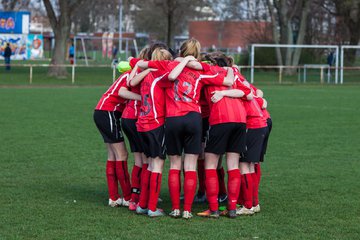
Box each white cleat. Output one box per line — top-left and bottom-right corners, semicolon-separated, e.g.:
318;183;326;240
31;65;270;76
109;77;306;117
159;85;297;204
121;199;130;207
236;206;254;216
108;198;122;207
252;204;261;213
182;211;193;219
169;209;181;218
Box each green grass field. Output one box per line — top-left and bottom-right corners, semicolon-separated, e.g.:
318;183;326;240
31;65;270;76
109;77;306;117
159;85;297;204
1;84;360;239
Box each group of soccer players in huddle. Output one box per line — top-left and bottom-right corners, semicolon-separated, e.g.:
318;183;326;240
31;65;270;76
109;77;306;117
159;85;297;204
93;38;272;219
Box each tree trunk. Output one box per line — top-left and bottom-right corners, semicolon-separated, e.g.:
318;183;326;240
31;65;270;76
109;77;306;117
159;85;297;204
291;0;311;67
49;5;71;78
266;0;283;66
345;2;360;64
166;0;174;48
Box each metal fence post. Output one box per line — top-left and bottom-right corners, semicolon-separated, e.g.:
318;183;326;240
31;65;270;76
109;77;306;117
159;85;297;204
113;67;116;82
29;65;33;84
72;65;75;84
279;66;283;84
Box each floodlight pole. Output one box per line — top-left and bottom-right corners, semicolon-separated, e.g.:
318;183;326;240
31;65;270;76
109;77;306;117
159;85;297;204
119;0;123;54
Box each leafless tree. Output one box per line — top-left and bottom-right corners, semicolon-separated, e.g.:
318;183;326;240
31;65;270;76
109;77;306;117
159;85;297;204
133;0;209;47
42;0;85;78
1;0;31;11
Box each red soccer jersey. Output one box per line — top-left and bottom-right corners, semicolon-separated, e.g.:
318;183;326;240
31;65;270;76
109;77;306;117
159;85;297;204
236;74;267;129
199;89;210;118
136;70;169;132
122;85;141;119
95;71;130;112
165;62;224;117
250;84;271;120
203;78;247;125
254;96;271;119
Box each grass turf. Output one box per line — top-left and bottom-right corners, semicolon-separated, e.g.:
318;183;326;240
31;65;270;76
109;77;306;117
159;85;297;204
0;85;360;239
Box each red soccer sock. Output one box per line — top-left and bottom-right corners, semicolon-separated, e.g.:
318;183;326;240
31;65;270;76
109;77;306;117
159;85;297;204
148;172;162;211
138;164;150;209
106;160;119;201
217;167;227;196
197;159;206;194
205;169;219;212
237;184;244;205
227;169;241;210
252;172;259;206
130;165;142;203
183;171;197;212
255;164;262;186
168;169;181;210
241;174;253;209
115;160;131;201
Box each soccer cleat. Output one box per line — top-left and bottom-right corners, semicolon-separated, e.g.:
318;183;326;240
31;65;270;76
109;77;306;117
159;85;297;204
182;211;193;219
121;199;130;207
148;208;165;217
194;193;207;203
108;198;122;207
128;202;138;211
197;209;220;218
169;209;181;218
218;194;228;203
236;206;254;216
227;210;237;218
219;209;228;216
252;204;261;213
135;205;148;215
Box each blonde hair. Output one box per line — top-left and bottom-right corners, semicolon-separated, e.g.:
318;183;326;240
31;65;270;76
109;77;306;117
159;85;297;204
151;48;173;61
138;47;150;60
179;38;201;60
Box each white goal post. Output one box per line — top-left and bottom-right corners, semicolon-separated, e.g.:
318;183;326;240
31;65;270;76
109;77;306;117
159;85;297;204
250;44;339;84
340;45;360;84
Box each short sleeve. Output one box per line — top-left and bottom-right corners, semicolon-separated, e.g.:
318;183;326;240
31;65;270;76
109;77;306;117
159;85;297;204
255;97;264;108
129;58;140;68
200;62;211;72
148;60;171;72
234;80;251;96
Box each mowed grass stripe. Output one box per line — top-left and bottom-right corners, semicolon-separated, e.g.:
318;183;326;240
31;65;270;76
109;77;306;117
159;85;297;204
0;85;359;239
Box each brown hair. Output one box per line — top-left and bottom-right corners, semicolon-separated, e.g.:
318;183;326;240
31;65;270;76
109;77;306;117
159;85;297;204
179;38;201;60
138;47;150;60
206;51;233;67
151;48;173;61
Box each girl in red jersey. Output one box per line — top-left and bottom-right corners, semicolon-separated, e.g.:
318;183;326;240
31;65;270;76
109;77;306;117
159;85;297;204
119;47;149;211
165;40;234;219
195;52;252;218
233;71;268;216
248;85;272;213
130;48;173;217
93;70;141;207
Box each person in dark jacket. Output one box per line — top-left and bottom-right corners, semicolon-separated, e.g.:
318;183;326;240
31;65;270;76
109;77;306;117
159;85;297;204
4;43;12;70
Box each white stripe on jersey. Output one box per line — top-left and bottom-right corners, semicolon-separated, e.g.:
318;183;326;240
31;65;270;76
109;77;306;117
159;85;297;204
193;73;219;99
150;72;168;123
108;111;113;132
99;73;129;110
